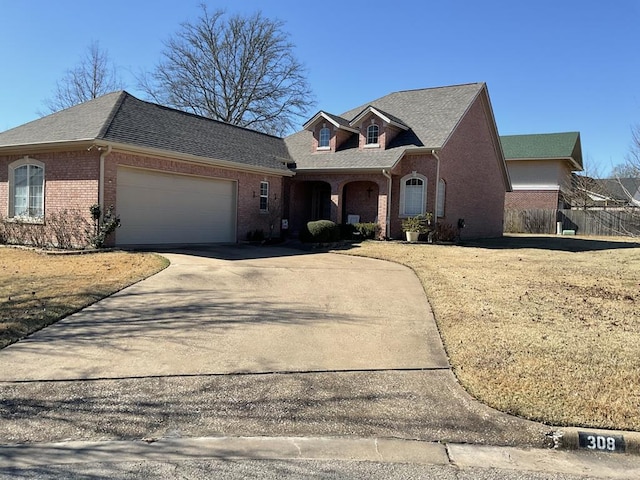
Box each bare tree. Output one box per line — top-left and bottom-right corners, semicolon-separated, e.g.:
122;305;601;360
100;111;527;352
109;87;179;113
138;6;314;136
619;124;640;177
43;41;124;113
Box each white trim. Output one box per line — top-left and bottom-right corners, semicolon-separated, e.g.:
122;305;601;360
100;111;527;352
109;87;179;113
8;157;45;219
437;179;446;218
303;111;359;133
350;106;409;130
259;180;269;213
318;126;331;148
510;185;561;191
366;124;379;145
399;172;427;217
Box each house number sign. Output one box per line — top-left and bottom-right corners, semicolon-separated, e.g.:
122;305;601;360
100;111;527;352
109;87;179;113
578;431;625;453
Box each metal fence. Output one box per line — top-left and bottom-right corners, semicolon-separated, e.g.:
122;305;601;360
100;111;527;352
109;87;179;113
504;208;640;236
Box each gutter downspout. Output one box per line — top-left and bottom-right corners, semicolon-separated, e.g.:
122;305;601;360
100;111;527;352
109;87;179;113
382;169;392;239
432;150;440;218
98;145;112;215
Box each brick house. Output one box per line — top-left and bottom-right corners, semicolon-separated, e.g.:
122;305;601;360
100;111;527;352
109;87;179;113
0;91;292;246
0;83;511;247
501;132;583;210
285;83;511;239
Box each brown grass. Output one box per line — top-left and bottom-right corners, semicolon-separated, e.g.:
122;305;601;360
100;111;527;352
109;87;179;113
0;248;168;348
336;235;640;431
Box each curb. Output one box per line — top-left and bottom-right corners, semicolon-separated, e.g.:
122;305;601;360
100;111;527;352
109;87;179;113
2;436;640;478
555;427;640;455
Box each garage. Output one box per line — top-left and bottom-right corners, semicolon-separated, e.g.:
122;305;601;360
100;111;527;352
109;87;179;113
115;167;236;246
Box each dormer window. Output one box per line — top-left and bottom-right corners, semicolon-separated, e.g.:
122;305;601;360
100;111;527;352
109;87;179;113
366;124;379;146
319;127;330;148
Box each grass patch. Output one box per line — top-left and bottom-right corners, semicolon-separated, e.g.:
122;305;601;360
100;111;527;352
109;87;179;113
0;248;169;348
337;234;640;431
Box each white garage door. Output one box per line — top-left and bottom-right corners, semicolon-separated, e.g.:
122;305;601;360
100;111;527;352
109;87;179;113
116;167;236;246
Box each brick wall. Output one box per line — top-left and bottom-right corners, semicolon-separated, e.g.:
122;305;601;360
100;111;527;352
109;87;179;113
0;150;100;220
0;150;100;247
287;173;389;237
388;154;438;238
505;190;560;209
104;151;284;242
437;91;508;239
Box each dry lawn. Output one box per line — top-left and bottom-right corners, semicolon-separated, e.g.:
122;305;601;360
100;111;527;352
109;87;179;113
337;235;640;431
0;247;168;348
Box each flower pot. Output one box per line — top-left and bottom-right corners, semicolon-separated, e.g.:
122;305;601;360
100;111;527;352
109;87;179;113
405;231;420;242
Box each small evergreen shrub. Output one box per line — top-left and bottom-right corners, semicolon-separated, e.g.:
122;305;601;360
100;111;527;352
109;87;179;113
87;204;121;248
304;220;340;243
354;222;379;239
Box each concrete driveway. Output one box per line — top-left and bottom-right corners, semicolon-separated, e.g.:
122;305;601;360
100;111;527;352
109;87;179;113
0;246;449;381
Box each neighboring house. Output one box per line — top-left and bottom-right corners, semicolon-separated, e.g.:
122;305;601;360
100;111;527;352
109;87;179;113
571;175;640;209
0;91;292;246
0;82;511;247
284;83;511;239
501;132;583;210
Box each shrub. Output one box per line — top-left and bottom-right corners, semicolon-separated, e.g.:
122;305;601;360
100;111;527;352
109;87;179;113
304;220;340;243
401;213;432;233
47;209;92;249
433;222;458;242
87;204;121;248
354;222;379;239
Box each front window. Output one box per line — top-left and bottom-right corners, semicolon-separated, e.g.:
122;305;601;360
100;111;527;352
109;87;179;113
10;159;44;219
260;181;269;212
366;124;379;145
400;173;426;217
319;127;330;148
437;179;446;217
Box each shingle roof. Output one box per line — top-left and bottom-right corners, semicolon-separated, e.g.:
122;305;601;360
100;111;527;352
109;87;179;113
0;91;124;145
285;83;486;170
0;91;291;173
596;178;640;203
501;132;583;170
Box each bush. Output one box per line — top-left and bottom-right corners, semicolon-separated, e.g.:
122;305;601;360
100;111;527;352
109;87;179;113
433;222;458;242
401;213;432;233
354;222;379;239
87;204;121;248
304;220;340;243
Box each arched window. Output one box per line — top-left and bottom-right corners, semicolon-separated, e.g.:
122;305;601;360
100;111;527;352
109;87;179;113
399;173;426;217
319;127;330;148
437;179;446;217
9;158;45;219
366;124;379;145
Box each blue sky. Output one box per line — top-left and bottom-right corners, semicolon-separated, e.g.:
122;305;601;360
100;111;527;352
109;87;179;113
1;0;638;175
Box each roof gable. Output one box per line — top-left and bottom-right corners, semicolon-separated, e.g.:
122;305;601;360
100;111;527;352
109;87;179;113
349;106;409;130
285;83;487;170
302;111;358;132
501;132;583;170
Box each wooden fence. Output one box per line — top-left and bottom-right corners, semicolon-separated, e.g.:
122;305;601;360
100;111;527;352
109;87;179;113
504;209;640;236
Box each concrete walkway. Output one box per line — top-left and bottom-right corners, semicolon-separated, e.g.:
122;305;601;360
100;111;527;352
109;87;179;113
0;246;550;448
